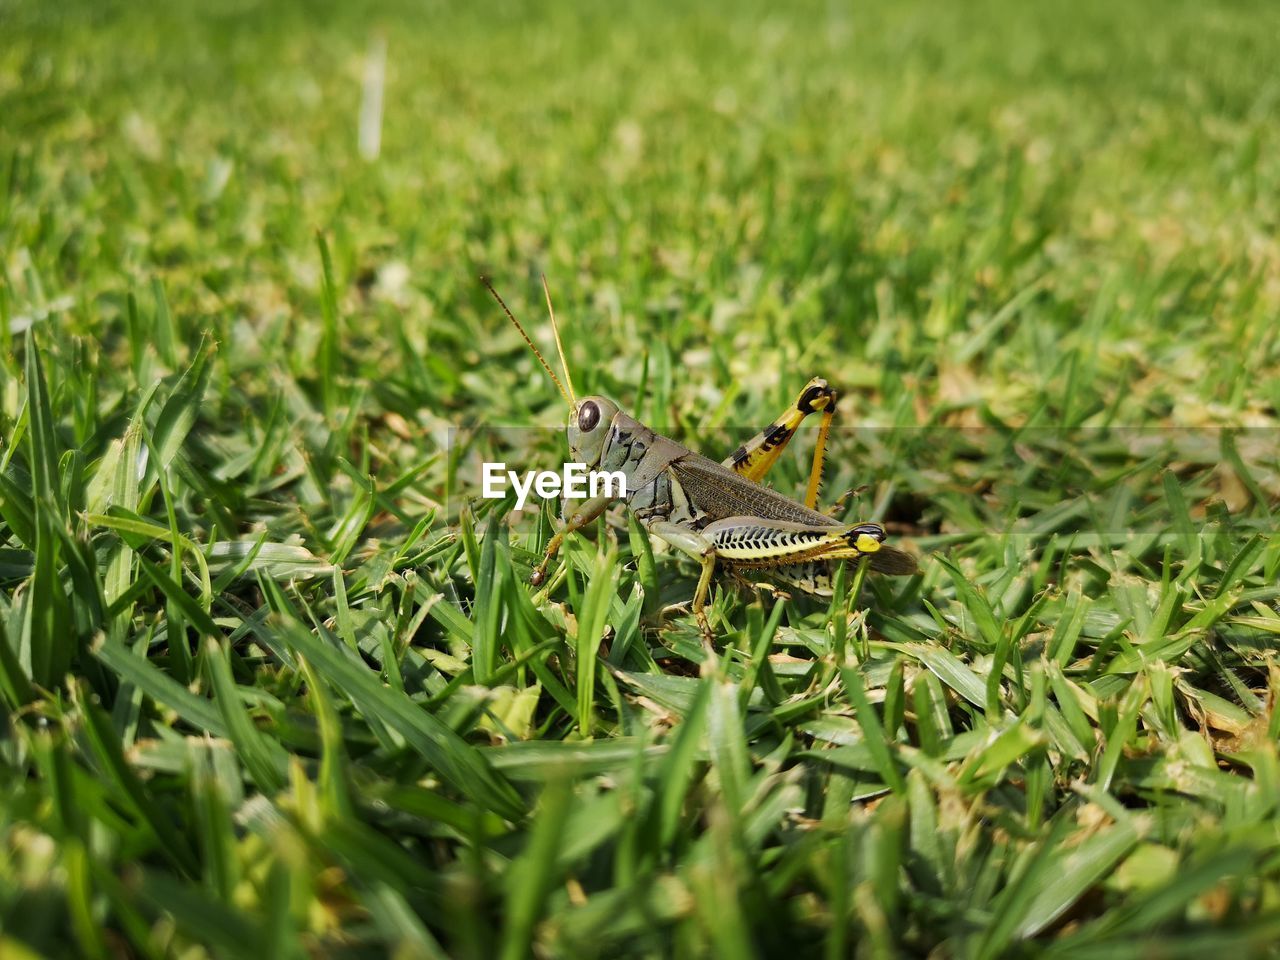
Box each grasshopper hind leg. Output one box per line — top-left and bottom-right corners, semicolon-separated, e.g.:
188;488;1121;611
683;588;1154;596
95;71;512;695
762;543;917;598
747;547;916;610
645;514;915;642
722;377;838;509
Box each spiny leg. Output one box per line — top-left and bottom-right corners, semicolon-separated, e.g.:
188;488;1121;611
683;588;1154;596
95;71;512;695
802;400;836;510
722;376;838;508
699;515;890;568
645;514;912;641
646;514;895;639
703;515;917;578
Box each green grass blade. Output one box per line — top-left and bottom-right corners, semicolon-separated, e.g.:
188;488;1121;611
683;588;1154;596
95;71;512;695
280;619;524;819
499;776;573;960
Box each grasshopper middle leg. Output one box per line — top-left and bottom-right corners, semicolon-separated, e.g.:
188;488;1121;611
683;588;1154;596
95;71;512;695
646;521;719;640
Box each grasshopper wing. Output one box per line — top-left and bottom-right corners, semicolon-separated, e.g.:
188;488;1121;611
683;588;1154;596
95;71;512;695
669;453;842;526
867;545;918;575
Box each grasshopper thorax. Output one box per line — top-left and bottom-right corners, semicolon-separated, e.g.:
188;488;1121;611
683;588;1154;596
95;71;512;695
567;396;621;467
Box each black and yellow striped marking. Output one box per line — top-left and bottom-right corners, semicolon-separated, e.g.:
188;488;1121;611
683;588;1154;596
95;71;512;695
723;377;837;491
710;519;886;567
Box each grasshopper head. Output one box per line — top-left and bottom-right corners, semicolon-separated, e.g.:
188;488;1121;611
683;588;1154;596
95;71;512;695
567;396;620;467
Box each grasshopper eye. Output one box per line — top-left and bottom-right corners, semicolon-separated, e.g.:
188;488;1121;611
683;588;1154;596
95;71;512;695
578;401;600;432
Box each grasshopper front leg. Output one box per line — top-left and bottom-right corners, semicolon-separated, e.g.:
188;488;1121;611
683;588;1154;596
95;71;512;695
529;494;613;586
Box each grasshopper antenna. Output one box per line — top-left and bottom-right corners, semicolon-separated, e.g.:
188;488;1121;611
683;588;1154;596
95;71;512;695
482;276;574;408
540;273;577;406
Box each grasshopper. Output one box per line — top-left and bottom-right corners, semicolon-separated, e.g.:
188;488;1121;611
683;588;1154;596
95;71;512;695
485;278;917;639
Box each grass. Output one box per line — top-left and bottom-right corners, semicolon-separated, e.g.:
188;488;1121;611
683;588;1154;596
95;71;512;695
3;0;1280;956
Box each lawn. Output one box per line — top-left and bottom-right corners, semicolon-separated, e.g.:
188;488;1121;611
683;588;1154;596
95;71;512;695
2;0;1280;956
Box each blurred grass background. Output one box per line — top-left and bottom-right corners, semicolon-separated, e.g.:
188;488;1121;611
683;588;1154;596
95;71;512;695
2;0;1280;956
